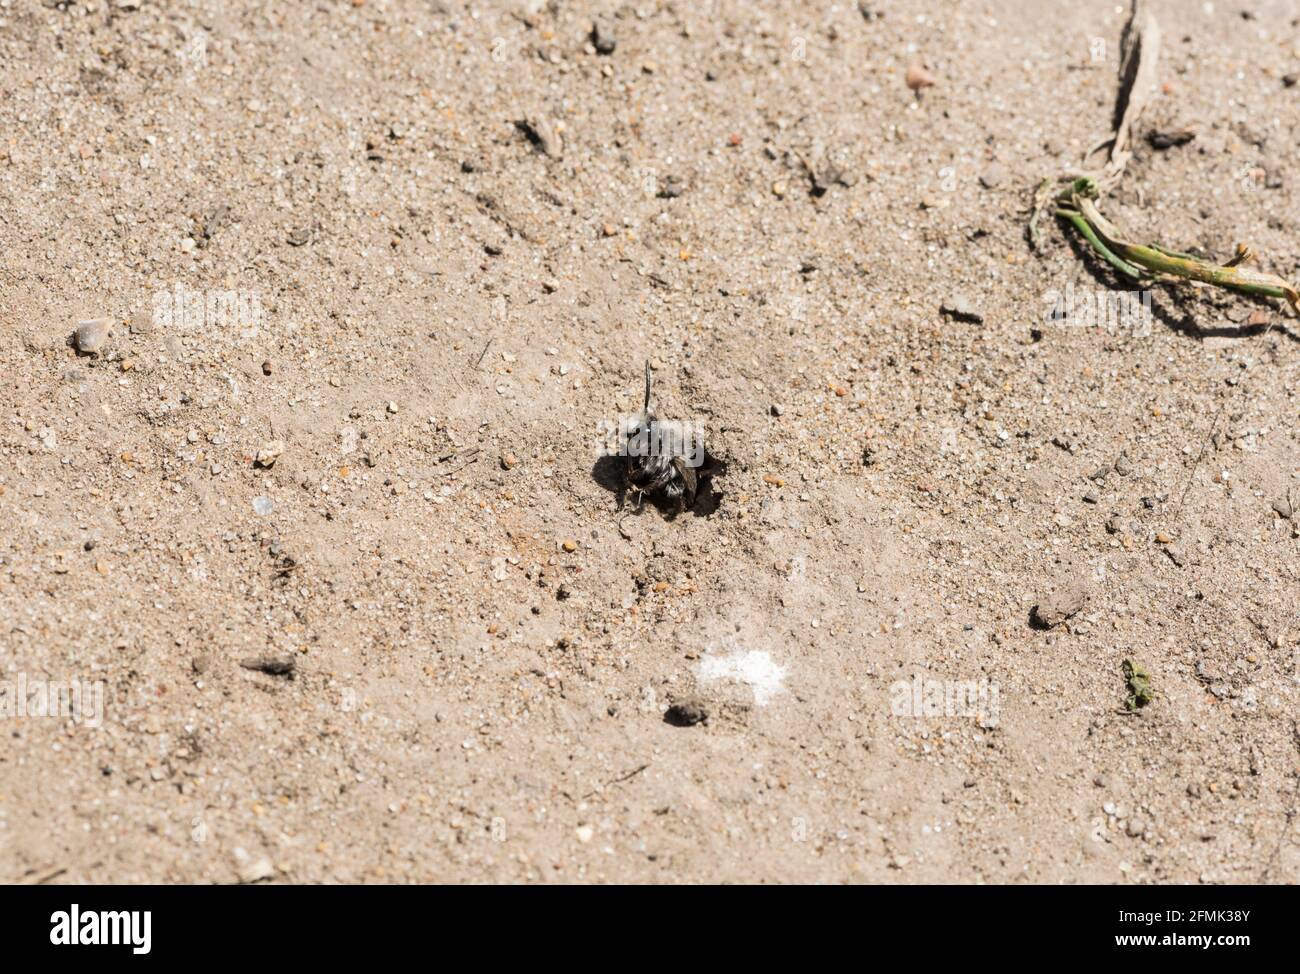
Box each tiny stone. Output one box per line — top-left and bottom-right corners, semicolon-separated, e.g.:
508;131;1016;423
237;857;275;884
940;295;982;324
1030;579;1087;628
1083;490;1099;504
1271;496;1293;520
253;495;275;516
905;62;935;91
255;440;285;468
74;318;111;354
657;175;685;199
515;117;562;158
239;656;295;677
591;20;616;55
978;163;1006;189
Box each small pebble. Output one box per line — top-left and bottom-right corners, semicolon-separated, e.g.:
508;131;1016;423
905;62;935;91
1030;579;1087;628
940;295;982;324
591;20;616;55
237;857;275;884
657;175;685;199
255;440;285;468
74;318;111;354
516;117;562;158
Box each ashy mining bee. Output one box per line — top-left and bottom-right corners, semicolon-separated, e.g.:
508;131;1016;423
623;361;718;513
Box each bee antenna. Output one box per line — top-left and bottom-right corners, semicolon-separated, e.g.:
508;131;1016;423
643;360;652;412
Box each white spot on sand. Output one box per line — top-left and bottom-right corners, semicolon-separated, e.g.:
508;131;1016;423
696;649;786;706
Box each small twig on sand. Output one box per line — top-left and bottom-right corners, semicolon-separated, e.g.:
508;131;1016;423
583;763;650;799
1030;0;1160;247
19;865;69;885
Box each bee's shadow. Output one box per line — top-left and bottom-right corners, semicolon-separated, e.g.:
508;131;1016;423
590;454;726;520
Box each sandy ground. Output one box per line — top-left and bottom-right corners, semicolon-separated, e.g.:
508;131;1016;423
1;0;1298;884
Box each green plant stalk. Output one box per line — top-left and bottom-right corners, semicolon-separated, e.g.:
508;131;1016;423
1055;178;1300;313
1056;209;1144;280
